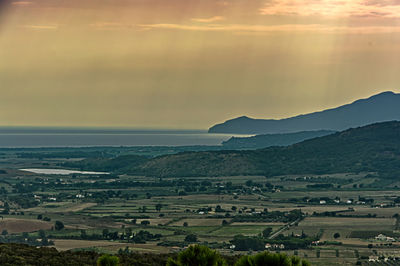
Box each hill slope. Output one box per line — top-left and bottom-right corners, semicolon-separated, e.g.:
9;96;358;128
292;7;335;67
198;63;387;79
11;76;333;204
222;130;335;149
135;121;400;177
209;91;400;134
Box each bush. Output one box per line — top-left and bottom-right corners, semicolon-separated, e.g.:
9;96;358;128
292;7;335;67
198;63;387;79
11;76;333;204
167;245;227;266
231;235;265;251
234;252;310;266
55;221;64;231
97;254;120;266
184;234;198;243
141;220;150;226
263;228;273;238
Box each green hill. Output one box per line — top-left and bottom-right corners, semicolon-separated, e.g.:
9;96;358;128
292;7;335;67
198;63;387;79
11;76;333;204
222;130;335;149
134;121;400;177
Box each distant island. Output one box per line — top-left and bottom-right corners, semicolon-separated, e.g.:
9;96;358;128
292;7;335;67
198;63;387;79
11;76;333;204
209;91;400;134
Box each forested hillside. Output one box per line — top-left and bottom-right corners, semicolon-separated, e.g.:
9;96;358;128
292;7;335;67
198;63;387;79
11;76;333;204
136;121;400;177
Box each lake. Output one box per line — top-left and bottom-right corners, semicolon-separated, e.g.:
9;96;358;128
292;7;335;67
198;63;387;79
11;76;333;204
20;168;109;175
0;128;249;147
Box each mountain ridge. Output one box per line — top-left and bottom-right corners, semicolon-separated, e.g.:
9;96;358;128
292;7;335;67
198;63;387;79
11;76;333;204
221;130;336;149
209;91;400;134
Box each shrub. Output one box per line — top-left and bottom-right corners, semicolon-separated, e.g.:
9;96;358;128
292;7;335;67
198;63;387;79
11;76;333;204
184;234;198;243
54;221;64;231
263;228;273;238
167;245;227;266
141;220;150;226
97;254;120;266
234;252;310;266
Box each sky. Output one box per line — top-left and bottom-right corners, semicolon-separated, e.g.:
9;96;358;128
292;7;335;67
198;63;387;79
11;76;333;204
0;0;400;129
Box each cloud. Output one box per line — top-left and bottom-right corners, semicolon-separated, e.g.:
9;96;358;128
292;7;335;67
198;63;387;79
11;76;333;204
138;23;400;34
192;16;225;23
260;0;400;18
364;0;400;6
89;22;130;29
12;1;33;6
21;24;58;30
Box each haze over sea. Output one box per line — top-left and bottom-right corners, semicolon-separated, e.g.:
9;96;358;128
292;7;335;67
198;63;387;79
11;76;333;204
0;127;245;148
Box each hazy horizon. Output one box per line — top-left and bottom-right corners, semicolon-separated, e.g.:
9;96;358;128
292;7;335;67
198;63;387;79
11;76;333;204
0;90;398;130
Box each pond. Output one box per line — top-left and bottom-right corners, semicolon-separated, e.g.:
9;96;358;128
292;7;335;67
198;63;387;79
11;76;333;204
20;168;109;175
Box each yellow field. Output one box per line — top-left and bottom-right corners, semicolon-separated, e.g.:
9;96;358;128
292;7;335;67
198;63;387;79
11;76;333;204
0;218;52;233
52;239;173;253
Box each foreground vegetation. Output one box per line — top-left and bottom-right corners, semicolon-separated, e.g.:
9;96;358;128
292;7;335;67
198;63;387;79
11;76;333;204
0;243;309;266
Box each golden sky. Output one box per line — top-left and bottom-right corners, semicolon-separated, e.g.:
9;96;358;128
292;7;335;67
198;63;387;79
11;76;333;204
0;0;400;128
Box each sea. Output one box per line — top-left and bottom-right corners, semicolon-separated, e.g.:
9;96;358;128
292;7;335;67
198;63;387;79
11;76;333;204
0;127;248;148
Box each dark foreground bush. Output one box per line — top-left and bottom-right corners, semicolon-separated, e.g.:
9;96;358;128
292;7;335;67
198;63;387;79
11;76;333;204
234;252;310;266
97;254;120;266
167;245;227;266
0;243;309;266
0;243;169;266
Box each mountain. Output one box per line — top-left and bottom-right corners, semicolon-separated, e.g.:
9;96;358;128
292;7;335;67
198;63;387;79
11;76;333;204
132;121;400;177
222;130;335;149
209;91;400;134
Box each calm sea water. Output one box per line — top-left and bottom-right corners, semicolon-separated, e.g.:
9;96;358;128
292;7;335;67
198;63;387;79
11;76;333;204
0;128;246;147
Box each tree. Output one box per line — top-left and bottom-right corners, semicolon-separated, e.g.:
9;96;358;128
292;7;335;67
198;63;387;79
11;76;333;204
1;229;8;236
231;235;264;251
2;202;9;215
54;221;64;231
38;229;46;238
167;245;226;266
141;220;150;226
222;220;228;226
333;232;340;239
81;229;87;239
234;252;309;266
102;229;109;238
156;203;163;212
262;228;273;238
183;222;188;227
184;234;198;242
97;254;120;266
42;236;49;246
